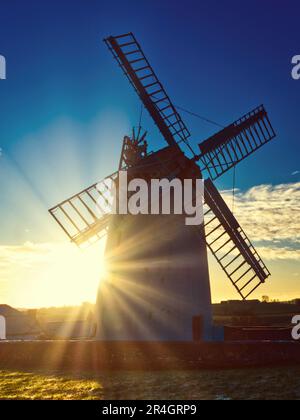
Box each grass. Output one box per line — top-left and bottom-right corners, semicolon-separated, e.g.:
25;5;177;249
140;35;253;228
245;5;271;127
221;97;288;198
1;366;300;400
0;370;104;400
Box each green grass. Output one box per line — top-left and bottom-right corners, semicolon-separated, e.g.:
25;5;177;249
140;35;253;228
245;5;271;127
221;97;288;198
0;371;104;400
1;366;300;400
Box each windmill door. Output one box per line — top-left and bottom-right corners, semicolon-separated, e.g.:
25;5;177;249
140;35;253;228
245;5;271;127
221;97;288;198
0;316;6;340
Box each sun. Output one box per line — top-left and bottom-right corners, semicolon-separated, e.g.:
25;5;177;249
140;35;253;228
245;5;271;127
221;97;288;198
47;240;107;308
13;239;108;309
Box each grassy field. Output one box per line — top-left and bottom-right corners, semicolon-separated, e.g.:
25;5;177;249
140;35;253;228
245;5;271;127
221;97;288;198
1;366;300;400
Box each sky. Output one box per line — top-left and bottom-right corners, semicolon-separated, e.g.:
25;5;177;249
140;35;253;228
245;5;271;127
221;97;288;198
0;0;299;307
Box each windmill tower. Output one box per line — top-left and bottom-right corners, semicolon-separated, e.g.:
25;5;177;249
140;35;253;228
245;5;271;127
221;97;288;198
49;33;276;341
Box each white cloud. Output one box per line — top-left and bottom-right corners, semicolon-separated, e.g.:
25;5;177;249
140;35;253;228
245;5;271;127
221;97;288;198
222;182;300;261
0;242;55;268
255;246;300;261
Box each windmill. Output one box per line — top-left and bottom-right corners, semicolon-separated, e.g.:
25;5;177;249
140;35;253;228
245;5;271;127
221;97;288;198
49;33;276;341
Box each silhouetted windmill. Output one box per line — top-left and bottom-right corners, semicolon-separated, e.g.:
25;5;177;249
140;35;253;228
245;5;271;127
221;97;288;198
49;33;276;341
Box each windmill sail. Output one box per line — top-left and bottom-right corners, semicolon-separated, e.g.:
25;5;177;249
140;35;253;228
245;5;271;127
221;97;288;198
201;179;270;299
197;105;276;180
49;173;117;246
104;33;190;148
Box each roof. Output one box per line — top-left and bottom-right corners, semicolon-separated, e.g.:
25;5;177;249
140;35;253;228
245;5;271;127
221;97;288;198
0;305;41;337
0;304;23;317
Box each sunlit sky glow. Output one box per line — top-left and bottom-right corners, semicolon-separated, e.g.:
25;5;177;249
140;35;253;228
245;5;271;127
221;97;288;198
0;0;299;308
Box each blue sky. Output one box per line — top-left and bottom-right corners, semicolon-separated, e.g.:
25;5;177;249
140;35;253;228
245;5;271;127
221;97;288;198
0;1;299;187
0;0;299;306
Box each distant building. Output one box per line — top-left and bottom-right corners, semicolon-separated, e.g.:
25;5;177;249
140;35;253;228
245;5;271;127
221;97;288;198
42;319;96;339
215;300;261;316
213;299;300;319
37;306;97;339
291;299;300;306
0;305;41;340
